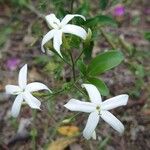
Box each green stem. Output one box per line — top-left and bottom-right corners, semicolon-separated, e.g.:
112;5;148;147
31;110;37;150
69;51;76;81
75;49;84;64
59;55;72;67
73;83;87;98
69;112;81;121
100;28;116;50
70;0;75;13
26;3;45;19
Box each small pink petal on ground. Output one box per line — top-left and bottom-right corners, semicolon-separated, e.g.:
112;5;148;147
113;4;125;16
6;58;21;71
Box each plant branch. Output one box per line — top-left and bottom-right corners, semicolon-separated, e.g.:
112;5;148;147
75;49;84;63
69;51;76;81
26;4;45;19
59;55;72;67
73;83;88;98
70;0;75;13
100;28;116;49
31;110;37;150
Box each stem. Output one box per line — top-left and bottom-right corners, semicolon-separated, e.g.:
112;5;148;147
49;115;67;140
75;49;84;64
59;55;72;67
100;28;116;49
118;35;133;55
31;110;37;150
70;0;75;13
70;112;81;121
26;4;45;19
73;84;87;98
69;51;76;81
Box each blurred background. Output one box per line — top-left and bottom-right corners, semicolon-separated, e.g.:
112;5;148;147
0;0;149;149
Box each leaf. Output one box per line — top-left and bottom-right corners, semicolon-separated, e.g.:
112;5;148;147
83;29;94;59
88;77;109;96
99;0;109;10
11;0;28;6
77;60;87;76
76;0;90;16
47;138;76;150
84;15;117;27
98;136;110;150
144;31;150;41
87;51;124;76
0;26;13;47
57;125;79;137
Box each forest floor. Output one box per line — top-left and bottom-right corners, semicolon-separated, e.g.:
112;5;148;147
0;0;150;150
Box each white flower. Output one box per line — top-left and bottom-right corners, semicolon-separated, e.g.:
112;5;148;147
64;84;129;140
5;64;51;117
41;14;87;57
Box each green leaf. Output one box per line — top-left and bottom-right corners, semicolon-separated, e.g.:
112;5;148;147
87;51;124;75
77;60;87;75
0;26;13;47
84;15;117;27
88;77;109;96
76;0;90;16
144;31;150;41
99;0;109;10
11;0;28;6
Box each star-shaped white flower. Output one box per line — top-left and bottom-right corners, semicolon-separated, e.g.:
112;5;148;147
5;64;51;117
41;14;87;57
64;84;129;140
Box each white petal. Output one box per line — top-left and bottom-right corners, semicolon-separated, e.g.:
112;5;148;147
62;24;87;40
101;94;129;110
82;84;102;104
11;94;23;117
53;30;63;57
23;91;41;109
83;112;99;140
64;99;95;113
41;29;56;52
101;111;124;134
5;85;21;95
18;64;27;89
45;14;60;29
92;130;96;140
61;14;86;26
26;82;51;93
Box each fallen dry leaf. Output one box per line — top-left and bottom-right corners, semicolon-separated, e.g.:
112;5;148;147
57;125;79;137
47;138;76;150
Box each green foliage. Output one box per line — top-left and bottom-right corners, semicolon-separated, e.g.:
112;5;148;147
98;136;111;150
84;15;117;28
0;26;13;47
77;60;87;76
87;51;124;76
34;56;50;66
82;28;94;59
87;77;109;96
76;0;90;15
99;0;109;10
144;31;150;41
11;0;29;7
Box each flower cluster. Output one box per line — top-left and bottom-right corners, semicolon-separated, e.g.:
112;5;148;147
5;13;129;140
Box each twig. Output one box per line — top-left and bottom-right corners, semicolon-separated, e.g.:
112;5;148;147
75;49;84;63
70;0;75;13
69;51;76;81
26;4;45;19
100;28;116;49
